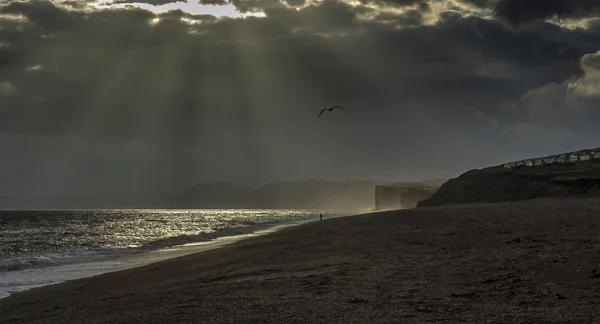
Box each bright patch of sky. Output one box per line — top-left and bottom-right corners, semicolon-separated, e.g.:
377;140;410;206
93;0;264;18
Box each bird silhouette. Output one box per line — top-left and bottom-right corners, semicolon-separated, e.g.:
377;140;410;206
318;105;344;117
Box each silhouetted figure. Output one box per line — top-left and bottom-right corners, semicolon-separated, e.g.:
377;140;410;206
320;213;323;221
318;105;344;117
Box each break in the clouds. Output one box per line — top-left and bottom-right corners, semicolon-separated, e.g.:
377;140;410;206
1;0;600;195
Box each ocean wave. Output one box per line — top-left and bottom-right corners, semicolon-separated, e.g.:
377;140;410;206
139;223;274;250
0;223;277;272
0;256;58;272
0;250;124;273
1;209;322;258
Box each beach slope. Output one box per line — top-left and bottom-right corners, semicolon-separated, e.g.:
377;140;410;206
1;198;600;323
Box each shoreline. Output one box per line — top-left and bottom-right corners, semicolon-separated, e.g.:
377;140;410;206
0;218;319;299
2;198;600;323
115;219;316;271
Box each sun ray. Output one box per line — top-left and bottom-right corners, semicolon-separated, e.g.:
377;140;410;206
2;0;446;191
15;7;165;194
226;19;293;182
275;1;425;174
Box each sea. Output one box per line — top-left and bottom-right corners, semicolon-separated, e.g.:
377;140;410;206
0;209;349;298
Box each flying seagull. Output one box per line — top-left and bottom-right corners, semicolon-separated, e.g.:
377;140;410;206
318;105;344;117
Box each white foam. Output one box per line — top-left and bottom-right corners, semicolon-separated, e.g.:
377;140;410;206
0;219;315;299
117;219;312;270
0;260;121;298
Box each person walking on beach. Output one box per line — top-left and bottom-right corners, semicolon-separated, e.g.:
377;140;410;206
320;213;323;221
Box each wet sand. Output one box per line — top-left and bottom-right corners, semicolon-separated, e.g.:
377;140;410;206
1;197;600;323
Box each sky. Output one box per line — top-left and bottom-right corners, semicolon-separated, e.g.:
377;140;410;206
1;0;600;195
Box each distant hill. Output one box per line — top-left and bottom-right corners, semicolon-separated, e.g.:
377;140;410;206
174;180;397;210
0;194;173;210
174;179;447;210
418;160;600;207
0;179;445;210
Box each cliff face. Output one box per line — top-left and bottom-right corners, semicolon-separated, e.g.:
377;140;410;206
401;190;437;209
374;185;438;210
418;161;600;207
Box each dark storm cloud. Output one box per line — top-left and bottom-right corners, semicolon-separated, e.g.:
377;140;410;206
229;0;282;12
232;0;429;11
454;0;600;25
158;9;217;22
1;0;600;192
474;49;600;150
494;0;600;25
0;0;598;144
0;0;76;31
0;46;23;68
231;0;427;14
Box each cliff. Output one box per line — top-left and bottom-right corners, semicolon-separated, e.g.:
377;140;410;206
418;160;600;207
374;185;439;210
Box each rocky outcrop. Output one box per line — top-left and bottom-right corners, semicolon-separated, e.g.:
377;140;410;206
418;160;600;207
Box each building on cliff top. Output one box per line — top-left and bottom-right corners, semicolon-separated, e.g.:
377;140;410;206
502;147;600;169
